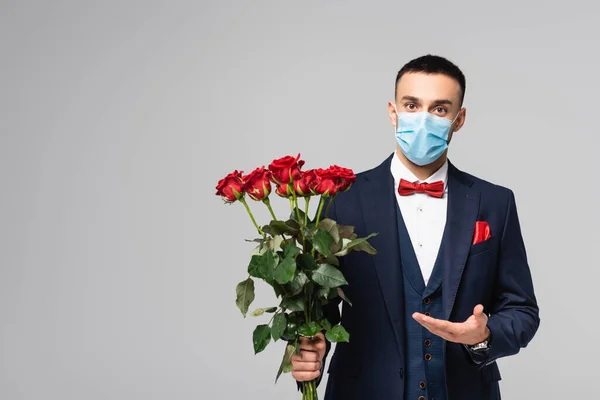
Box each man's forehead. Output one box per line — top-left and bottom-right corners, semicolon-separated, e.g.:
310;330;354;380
397;72;462;100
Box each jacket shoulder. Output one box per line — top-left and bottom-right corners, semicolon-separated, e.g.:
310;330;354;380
458;168;516;203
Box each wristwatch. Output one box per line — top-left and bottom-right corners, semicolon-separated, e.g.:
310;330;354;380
468;339;489;351
468;330;492;352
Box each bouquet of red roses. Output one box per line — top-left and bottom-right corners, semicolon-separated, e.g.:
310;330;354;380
215;154;377;400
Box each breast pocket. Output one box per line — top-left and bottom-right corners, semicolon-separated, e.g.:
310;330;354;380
468;235;499;257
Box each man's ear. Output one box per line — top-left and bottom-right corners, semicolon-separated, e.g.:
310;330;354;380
448;108;466;144
388;101;398;126
453;107;466;132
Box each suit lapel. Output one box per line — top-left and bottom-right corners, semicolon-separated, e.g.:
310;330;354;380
441;161;481;320
357;153;405;360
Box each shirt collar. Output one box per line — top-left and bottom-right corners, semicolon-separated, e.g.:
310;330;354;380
390;152;449;188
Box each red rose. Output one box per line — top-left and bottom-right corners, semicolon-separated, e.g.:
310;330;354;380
215;170;245;202
330;165;356;192
243;166;272;201
268;154;305;184
294;169;319;197
275;183;293;198
314;167;340;197
313;165;356;196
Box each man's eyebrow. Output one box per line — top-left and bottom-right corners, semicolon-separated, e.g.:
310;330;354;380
431;99;453;106
400;95;421;103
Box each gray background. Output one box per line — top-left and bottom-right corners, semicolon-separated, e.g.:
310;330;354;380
1;0;597;399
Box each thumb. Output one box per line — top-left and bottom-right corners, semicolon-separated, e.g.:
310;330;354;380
473;304;484;316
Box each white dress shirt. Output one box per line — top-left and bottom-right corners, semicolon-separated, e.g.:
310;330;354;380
390;154;448;286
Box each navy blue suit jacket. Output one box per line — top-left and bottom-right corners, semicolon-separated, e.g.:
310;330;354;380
318;153;540;400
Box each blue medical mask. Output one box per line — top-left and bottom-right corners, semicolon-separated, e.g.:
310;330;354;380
394;109;460;166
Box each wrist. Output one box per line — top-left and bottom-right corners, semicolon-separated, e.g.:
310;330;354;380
482;326;491;342
467;327;492;349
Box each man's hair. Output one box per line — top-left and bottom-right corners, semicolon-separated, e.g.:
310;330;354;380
395;54;466;104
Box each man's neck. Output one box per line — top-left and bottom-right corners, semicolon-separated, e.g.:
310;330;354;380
394;148;448;181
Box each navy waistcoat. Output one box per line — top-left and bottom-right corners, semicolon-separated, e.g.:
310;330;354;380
396;204;447;400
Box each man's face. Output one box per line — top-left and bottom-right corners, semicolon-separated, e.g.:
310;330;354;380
388;72;466;142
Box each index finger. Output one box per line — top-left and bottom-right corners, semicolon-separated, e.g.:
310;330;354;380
299;336;323;351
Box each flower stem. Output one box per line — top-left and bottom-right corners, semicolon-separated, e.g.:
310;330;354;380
303;380;317;399
324;194;335;220
263;197;277;221
239;197;264;237
315;197;325;229
311;197;325;257
291;189;302;226
304;285;310;324
304;197;310;227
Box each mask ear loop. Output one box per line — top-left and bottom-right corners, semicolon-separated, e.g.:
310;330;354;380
446;109;463;146
391;102;400;132
450;108;462;127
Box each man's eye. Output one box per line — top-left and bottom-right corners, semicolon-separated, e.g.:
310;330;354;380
434;107;447;115
405;103;417;110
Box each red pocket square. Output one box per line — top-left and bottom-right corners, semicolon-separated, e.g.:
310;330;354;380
473;221;492;245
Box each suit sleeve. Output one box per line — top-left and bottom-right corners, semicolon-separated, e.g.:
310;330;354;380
296;196;343;391
466;189;540;366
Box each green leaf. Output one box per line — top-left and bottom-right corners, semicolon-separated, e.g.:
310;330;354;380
250;307;277;317
320;319;332;331
318;218;340;243
280;295;305;312
283;242;300;259
273;282;285;298
259;252;279;283
338;238;351;254
316;285;330;299
337;224;357;239
351;236;378;254
276;344;296;383
326;324;350;343
261;225;275;236
235;278;255;317
253;324;272;354
311;300;324;322
311;264;347;288
262;220;299;236
303;240;314;254
318;219;342;254
324;254;340;267
337;287;353;306
251;308;265;317
298;321;321;337
297;253;318;271
312;230;334;257
248;251;279;282
250;241;268;256
271;313;287;341
245;238;265;244
334;233;378;256
273;256;296;284
284;271;308;296
322;287;339;300
281;319;299;341
329;239;343;255
266;235;284;252
285;218;301;231
290;208;308;224
248;255;261;278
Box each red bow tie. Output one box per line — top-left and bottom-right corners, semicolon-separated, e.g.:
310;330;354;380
398;179;445;198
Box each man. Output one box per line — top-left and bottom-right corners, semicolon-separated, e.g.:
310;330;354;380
292;55;540;399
